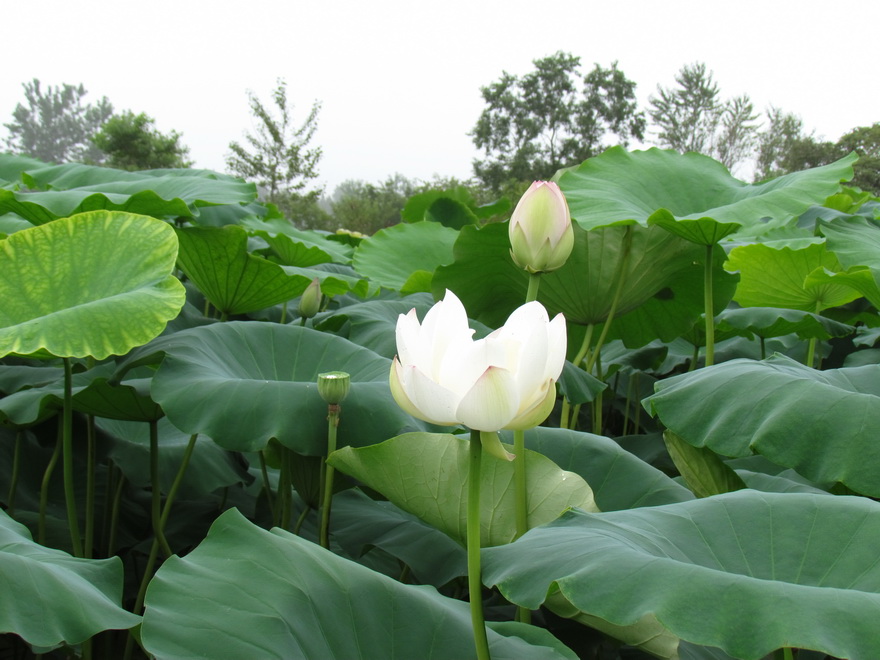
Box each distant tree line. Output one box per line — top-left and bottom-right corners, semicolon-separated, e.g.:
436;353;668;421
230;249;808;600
5;63;877;237
472;54;879;195
3;79;191;170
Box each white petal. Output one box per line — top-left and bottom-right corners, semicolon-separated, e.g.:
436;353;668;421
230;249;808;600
545;313;568;380
398;360;461;426
505;379;557;431
456;366;519;432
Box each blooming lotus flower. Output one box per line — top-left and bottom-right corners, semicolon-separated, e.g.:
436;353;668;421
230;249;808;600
390;290;566;433
509;181;574;274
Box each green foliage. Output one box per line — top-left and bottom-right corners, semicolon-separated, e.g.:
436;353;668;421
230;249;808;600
648;63;760;170
91;111;192;171
471;52;645;192
226;78;323;217
4;79;113;164
4;149;880;660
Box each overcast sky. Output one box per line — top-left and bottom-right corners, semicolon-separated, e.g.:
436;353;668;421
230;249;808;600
3;0;877;193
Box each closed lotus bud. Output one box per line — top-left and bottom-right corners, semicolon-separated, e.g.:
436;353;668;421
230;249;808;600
298;278;322;319
509;181;574;274
318;371;351;405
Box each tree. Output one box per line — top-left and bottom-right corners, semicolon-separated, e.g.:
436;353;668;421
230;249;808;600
837;123;880;194
4;78;113;164
226;79;322;216
328;174;419;234
471;52;645;192
755;113;879;194
92;111;191;171
648;63;760;170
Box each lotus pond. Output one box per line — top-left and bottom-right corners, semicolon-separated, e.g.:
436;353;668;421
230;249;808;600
1;148;879;660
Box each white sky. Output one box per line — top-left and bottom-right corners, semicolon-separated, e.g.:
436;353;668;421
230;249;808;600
3;0;877;193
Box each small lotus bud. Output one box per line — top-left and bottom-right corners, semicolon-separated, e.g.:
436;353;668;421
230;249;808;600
509;181;574;274
298;278;322;319
318;371;351;405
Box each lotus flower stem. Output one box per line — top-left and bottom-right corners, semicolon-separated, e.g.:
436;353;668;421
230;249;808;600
467;429;491;660
585;227;633;375
150;420;173;559
125;433;199;660
513;271;542;623
704;244;716;367
84;415;96;558
259;450;276;522
6;431;21;517
62;358;83;558
319;404;341;550
39;429;62;546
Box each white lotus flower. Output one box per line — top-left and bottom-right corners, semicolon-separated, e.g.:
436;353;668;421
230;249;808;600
390;290;566;433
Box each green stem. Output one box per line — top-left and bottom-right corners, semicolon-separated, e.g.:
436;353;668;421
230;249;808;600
280;448;292;530
124;539;159;660
512;429;527;540
6;431;22;517
125;433;198;660
259;450;276;523
704;243;716;367
584;227;633;375
293;505;310;535
149;420;173;558
159;434;198;531
525;272;541;303
39;427;63;546
467;430;491;660
280;300;288;324
62;358;83;557
84;415;96;558
107;471;126;557
320;405;341;549
806;302;821;369
561;325;594;430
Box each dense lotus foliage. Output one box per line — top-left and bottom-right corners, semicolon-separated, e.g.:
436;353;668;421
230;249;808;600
2;148;880;660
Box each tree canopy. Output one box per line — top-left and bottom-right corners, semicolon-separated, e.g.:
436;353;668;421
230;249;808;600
470;52;645;193
648;62;760;171
4;79;113;164
226;79;322;216
92;111;191;171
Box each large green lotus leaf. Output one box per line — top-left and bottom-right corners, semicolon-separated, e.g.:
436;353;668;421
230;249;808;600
483;491;880;660
645;354;880;496
558;147;856;238
314;293;437;358
331;488;466;587
150;322;422;453
725;241;862;311
0;509;140;647
141;508;576;660
508;426;694;510
279;263;370;298
0;153;47;182
328;432;596;547
0;212;33;237
820;214;880;274
175;225;313;316
716;306;855;340
0;172;256;225
0;362;162;426
0;210;185;359
244;216;353;266
353;221;458;293
433;222;735;340
97;417;250;499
